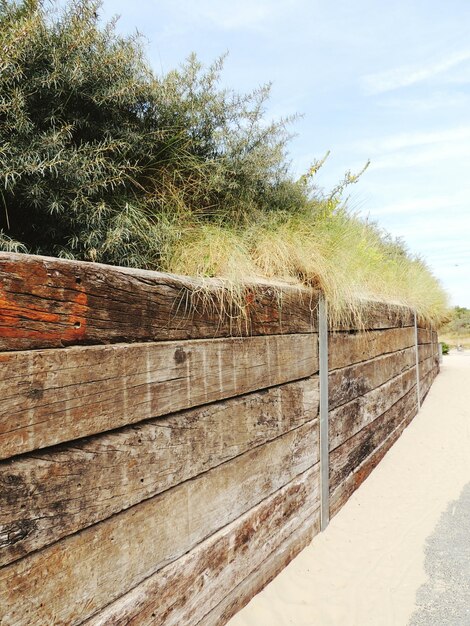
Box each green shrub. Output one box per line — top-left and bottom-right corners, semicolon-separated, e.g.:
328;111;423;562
0;0;302;266
441;342;450;355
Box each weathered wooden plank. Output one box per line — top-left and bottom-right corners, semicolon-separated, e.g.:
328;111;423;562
198;517;317;626
329;367;417;452
0;333;317;460
0;378;319;566
0;422;318;626
330;403;417;518
328;327;415;371
84;467;320;626
0;253;318;351
330;364;437;517
418;342;434;362
417;327;433;344
330;386;418;491
329;302;414;332
421;367;438;402
419;355;436;381
329;347;416;410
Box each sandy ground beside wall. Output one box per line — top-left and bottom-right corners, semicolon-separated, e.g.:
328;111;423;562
228;353;470;626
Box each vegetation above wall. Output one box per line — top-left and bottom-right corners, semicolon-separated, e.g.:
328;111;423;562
0;0;449;324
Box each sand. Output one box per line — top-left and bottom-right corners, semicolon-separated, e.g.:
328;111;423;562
227;353;470;626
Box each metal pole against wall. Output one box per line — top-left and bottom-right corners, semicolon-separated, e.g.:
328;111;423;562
414;311;421;410
318;293;329;531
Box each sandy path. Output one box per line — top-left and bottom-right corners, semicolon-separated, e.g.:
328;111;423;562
227;353;470;626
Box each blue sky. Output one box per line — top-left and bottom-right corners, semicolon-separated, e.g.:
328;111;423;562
100;0;470;306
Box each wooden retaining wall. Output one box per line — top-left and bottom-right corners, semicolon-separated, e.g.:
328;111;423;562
328;315;439;518
0;253;440;626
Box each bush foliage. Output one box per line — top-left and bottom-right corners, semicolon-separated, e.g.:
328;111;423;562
0;0;308;265
0;0;449;324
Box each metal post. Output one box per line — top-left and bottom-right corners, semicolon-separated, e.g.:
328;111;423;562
414;311;421;410
318;293;329;531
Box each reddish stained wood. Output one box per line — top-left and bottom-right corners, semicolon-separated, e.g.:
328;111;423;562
0;423;318;626
0;378;319;566
0;253;318;351
84;467;319;626
0;333;317;460
0;253;427;351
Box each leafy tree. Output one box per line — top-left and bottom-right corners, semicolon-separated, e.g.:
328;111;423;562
442;307;470;336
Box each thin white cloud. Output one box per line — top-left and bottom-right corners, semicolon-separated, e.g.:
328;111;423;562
373;140;470;170
169;0;299;31
370;193;467;216
379;91;469;112
355;125;470;156
363;49;470;94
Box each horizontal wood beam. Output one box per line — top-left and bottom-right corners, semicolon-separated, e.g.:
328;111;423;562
329;346;416;410
330;386;418;491
329;367;417;452
417;327;434;344
0;333;317;460
328;327;416;371
0;253;318;351
330;402;418;518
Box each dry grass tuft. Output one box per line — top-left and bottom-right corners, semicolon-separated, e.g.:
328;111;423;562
164;208;449;329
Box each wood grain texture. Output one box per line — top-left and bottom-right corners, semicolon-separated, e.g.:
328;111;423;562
0;422;318;626
418;342;434;362
419;355;436;381
0;252;317;351
329;367;417;452
330;403;417;518
198;517;317;626
417;328;433;344
330;386;418;491
329;302;414;331
0;378;319;566
0;333;317;460
84;467;320;626
328;327;415;371
329;347;416;410
331;359;438;518
421;367;438;402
